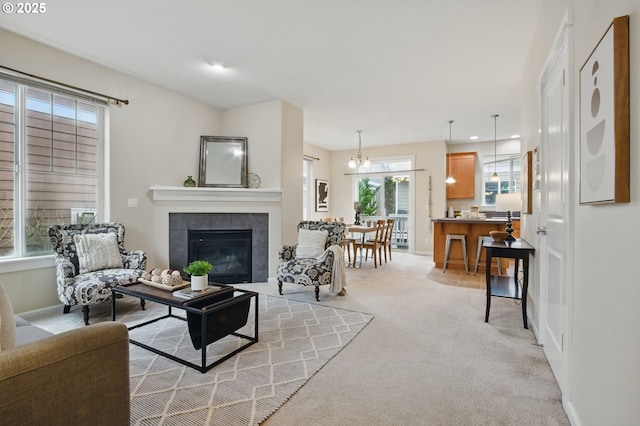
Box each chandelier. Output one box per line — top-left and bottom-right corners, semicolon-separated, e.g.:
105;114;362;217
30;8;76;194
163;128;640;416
445;120;456;184
348;130;371;169
490;114;500;182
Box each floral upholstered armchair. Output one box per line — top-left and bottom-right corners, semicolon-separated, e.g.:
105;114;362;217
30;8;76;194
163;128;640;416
48;222;147;325
276;221;346;301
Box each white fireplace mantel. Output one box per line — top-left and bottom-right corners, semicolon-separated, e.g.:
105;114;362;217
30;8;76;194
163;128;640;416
150;186;282;203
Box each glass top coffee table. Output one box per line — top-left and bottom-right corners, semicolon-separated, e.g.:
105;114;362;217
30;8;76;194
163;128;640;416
111;282;258;373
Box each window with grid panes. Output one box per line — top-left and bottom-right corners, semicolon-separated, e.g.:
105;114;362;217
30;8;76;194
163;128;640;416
482;154;521;206
0;76;105;258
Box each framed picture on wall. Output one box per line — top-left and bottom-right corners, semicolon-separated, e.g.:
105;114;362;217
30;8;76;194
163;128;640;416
521;151;532;214
315;179;329;212
579;15;629;204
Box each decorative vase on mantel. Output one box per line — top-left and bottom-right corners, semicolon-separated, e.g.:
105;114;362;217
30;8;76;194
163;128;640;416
183;176;196;187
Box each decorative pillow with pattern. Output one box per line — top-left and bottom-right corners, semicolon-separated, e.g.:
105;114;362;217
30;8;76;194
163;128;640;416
74;233;123;274
296;229;329;259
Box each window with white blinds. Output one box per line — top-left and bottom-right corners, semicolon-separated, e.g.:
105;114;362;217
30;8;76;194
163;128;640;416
0;77;105;258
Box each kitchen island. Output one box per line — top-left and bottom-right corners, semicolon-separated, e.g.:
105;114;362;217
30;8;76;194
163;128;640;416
432;217;520;273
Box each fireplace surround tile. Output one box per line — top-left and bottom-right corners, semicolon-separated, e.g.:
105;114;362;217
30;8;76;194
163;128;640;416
169;213;268;283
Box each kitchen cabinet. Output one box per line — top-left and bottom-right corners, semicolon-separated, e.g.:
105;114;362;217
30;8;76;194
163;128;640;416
446;152;475;199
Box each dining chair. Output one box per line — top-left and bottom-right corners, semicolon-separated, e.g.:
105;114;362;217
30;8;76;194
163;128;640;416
354;220;385;268
383;218;395;263
340;226;356;267
340;236;355;267
373;219;388;263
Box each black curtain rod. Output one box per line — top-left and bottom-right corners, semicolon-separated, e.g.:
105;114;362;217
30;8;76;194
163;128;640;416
304;154;320;161
344;168;425;176
1;65;129;106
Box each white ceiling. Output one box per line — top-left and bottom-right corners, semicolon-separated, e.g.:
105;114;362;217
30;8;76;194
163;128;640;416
0;0;542;151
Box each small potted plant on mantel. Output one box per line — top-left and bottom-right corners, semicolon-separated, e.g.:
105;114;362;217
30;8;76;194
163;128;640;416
183;260;212;291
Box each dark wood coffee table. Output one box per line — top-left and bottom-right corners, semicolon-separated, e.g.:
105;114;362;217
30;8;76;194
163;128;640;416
111;282;258;372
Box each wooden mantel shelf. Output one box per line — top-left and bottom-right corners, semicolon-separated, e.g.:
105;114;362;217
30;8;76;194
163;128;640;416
149;186;282;202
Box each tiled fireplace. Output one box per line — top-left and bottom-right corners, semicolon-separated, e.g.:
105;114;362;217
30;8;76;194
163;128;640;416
168;213;269;283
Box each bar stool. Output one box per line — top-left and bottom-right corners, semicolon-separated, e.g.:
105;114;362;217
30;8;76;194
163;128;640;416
443;234;468;274
474;236;501;275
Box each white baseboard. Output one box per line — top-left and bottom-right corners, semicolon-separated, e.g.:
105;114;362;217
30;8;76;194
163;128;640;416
564;398;580;425
17;304;62;321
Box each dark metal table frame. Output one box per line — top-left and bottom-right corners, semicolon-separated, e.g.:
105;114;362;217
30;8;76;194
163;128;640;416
112;283;258;373
483;238;535;329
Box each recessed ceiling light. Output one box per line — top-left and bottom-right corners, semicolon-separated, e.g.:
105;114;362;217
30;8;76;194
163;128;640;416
511;134;520;139
209;61;228;72
469;136;478;140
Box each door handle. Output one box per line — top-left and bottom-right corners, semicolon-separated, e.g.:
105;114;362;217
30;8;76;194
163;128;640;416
537;226;547;235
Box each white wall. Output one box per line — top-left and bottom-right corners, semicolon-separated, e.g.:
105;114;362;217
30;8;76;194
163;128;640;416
307;138;521;255
447;138;521;211
280;100;304;245
303;143;333;223
222;100;283;189
221;98;304;249
328;140;445;255
0;28;223;312
0;29;301;312
522;1;640;424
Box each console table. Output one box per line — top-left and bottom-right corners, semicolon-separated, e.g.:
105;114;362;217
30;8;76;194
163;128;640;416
483;237;534;329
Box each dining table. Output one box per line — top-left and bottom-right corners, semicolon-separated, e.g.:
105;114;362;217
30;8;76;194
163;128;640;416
346;223;379;267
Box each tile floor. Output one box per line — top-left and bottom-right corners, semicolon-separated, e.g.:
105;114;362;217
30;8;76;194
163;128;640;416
428;260;519;290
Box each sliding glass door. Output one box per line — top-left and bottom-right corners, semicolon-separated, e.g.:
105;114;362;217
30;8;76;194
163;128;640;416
353;158;412;249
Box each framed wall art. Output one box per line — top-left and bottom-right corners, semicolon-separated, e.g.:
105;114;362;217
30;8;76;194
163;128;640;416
579;15;629;204
521;151;532;214
315;179;329;212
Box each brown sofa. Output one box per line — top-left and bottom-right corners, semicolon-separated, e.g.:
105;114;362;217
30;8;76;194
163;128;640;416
0;282;130;426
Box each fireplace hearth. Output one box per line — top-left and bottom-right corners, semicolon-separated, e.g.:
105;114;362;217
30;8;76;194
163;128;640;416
169;213;268;283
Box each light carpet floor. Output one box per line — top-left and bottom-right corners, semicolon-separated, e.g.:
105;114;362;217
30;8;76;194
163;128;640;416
30;293;372;425
29;251;569;425
236;252;570;426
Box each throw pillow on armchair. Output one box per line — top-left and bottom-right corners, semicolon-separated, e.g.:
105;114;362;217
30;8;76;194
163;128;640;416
295;229;329;259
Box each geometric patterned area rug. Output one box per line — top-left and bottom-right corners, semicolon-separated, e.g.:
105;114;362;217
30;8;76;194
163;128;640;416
117;294;373;425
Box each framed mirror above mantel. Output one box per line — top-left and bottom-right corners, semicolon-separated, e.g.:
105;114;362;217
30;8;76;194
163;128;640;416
199;136;248;188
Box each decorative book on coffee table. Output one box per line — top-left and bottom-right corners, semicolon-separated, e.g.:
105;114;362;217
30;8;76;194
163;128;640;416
173;285;227;300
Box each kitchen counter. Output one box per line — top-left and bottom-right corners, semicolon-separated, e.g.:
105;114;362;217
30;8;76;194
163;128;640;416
432;217;510;223
432;217;520;273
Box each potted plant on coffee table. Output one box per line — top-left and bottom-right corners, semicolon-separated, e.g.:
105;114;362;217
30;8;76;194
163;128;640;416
183;260;213;291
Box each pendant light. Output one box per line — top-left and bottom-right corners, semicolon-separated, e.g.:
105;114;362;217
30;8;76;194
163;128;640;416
445;120;456;184
349;130;368;224
348;130;371;169
490;114;500;182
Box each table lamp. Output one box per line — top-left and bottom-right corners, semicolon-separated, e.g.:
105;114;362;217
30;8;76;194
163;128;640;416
354;201;362;225
495;193;521;243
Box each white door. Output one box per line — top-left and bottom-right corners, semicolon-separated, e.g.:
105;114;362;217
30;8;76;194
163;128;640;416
539;20;571;393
